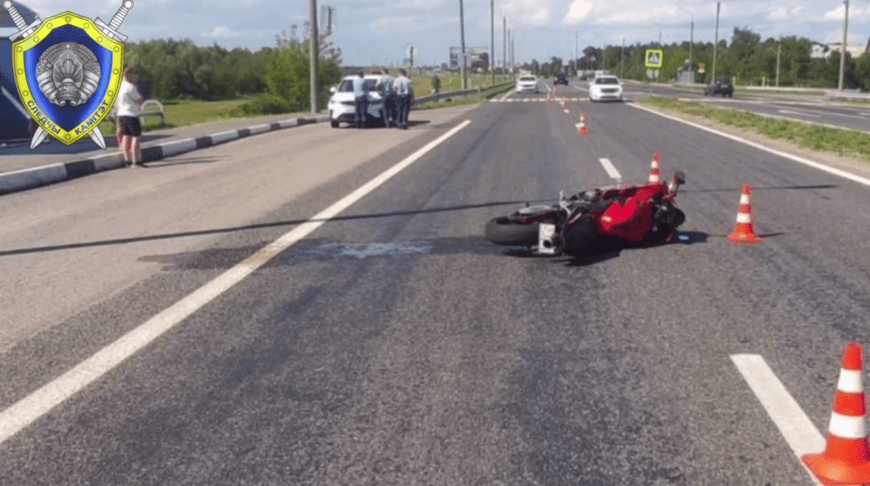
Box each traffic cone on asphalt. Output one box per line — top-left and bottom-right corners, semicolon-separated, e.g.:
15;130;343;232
576;113;589;135
727;184;762;244
802;343;870;486
648;151;661;183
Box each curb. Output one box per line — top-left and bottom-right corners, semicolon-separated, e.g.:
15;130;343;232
0;114;329;196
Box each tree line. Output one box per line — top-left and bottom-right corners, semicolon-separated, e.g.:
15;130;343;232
531;27;870;90
123;24;343;111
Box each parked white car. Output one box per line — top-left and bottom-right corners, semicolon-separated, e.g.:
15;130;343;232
588;75;623;102
515;75;540;94
327;75;385;128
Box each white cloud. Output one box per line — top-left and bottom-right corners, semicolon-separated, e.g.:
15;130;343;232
823;4;870;21
562;0;593;25
202;26;238;38
767;6;808;22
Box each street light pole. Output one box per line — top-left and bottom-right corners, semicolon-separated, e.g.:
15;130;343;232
839;0;849;91
309;0;318;113
503;16;506;79
459;0;467;90
490;0;494;84
712;1;720;83
776;37;781;87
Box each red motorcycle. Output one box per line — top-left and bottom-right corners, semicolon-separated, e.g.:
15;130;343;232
485;172;686;255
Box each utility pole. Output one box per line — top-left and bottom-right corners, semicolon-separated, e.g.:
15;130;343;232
575;31;578;75
712;1;720;84
503;16;506;79
839;0;850;91
309;0;318;113
689;19;695;83
490;0;495;84
776;38;781;87
621;37;625;78
507;30;511;76
459;0;467;90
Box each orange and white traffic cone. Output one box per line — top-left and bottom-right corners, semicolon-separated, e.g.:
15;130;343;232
648;151;661;183
803;343;870;486
727;183;762;244
576;113;589;135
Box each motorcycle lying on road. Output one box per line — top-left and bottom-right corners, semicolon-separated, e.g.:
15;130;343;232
485;172;686;256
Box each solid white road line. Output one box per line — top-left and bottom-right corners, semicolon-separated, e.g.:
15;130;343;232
629;103;870;188
731;354;825;485
0;120;473;446
497;89;513;102
599;158;622;182
779;109;821;118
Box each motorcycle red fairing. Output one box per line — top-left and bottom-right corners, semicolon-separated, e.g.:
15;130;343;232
599;182;668;243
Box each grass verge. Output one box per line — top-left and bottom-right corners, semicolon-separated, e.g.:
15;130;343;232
95;98;255;136
639;96;870;162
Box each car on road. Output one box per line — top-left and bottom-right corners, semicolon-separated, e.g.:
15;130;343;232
515;75;540;93
704;80;734;97
554;71;569;85
588;75;624;102
327;75;385;128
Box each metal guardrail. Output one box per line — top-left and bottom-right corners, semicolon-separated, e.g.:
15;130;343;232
140;100;166;126
413;81;514;106
107;99;166;127
824;89;870;101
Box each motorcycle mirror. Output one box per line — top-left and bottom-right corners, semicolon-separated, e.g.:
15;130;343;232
673;171;686;185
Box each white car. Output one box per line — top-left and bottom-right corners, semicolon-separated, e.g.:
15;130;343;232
327;75;385;128
588;75;624;102
515;75;540;94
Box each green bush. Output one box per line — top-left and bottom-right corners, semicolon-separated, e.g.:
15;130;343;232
232;94;295;116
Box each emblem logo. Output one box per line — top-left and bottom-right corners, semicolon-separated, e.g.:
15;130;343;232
3;0;134;149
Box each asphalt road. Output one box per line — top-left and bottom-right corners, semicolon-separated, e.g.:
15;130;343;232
616;79;870;132
2;87;870;485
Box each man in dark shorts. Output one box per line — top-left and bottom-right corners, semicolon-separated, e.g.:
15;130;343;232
115;68;144;167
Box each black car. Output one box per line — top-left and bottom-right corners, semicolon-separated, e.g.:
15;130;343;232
554;71;569;85
704;80;734;97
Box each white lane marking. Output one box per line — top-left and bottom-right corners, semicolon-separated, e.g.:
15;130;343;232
497;89;513;102
629;103;870;188
0;120;473;446
779;109;821;118
861;112;870;117
599;158;622;182
731;354;825;486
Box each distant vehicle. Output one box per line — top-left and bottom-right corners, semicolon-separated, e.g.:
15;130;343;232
588;75;624;102
554;71;569;85
515;75;540;94
327;75;385;128
704;80;734;97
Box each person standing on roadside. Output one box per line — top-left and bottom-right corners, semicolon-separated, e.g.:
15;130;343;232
116;67;145;167
352;71;368;129
393;69;413;130
377;69;395;127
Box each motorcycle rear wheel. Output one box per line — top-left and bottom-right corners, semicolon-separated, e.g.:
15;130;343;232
485;217;541;246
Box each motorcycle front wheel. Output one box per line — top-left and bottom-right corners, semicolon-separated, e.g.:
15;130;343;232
485;217;541;246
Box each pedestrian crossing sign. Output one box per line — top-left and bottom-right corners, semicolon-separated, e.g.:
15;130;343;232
645;49;663;68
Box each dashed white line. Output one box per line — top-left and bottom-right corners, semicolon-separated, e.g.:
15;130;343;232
599;158;622;182
731;354;825;485
0;120;473;446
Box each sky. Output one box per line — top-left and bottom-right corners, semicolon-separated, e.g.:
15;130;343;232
1;0;868;66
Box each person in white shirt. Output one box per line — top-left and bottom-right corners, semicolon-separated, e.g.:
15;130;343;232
115;68;145;167
393;69;413;130
352;71;367;129
376;69;395;127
